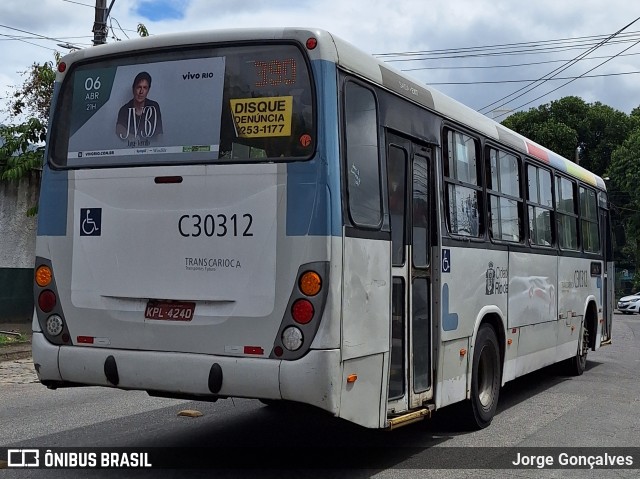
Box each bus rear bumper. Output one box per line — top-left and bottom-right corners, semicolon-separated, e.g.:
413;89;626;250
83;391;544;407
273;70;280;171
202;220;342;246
32;332;63;382
32;333;341;414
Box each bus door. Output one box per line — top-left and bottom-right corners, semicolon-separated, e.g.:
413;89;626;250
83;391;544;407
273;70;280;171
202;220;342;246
600;196;613;343
386;133;433;415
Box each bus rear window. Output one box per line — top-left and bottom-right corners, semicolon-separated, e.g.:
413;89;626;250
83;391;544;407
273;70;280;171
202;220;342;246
51;43;315;167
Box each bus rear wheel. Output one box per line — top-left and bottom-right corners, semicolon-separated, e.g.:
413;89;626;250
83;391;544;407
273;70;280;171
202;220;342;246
465;325;501;429
566;319;589;376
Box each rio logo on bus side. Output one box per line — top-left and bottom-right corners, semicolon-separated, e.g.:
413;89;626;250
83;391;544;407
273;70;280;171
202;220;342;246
485;262;508;295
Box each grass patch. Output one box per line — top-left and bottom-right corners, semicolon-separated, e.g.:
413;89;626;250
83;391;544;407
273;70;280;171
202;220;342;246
0;332;28;346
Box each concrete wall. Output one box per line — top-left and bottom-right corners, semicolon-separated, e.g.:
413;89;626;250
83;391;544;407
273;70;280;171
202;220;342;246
0;172;39;322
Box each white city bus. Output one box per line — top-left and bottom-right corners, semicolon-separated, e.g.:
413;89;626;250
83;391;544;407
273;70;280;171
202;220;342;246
33;28;613;430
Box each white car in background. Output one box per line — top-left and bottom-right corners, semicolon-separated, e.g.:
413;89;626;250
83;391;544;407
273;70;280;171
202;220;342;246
617;292;640;314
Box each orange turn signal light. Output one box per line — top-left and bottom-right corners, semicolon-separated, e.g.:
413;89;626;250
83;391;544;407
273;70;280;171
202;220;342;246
347;374;358;383
299;271;321;296
35;265;52;287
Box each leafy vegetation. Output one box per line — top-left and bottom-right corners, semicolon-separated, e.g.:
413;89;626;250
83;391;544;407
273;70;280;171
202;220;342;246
0;332;27;346
0;57;56;215
1;26;149;214
502;97;640;290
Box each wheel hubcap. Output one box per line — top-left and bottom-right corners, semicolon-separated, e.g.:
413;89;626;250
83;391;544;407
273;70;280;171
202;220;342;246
478;345;496;408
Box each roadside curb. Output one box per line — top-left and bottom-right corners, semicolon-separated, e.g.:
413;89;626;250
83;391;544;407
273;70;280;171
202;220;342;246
0;344;32;363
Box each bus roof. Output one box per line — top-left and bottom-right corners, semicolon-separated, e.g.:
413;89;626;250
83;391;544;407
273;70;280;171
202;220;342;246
58;27;606;190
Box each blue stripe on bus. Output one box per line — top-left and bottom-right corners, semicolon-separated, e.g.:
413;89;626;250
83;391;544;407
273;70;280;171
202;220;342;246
442;283;459;331
37;163;68;236
38;82;68;237
286;60;341;237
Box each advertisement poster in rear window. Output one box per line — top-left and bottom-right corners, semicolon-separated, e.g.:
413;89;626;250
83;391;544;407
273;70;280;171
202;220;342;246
66;56;225;166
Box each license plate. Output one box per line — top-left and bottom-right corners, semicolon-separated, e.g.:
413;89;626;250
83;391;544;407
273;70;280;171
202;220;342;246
145;300;195;321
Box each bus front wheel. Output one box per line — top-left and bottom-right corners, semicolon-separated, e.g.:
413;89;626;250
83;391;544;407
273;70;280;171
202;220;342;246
465;324;501;429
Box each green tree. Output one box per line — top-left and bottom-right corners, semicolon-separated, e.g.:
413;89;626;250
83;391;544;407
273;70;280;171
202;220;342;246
501;96;634;177
6;55;59;122
0;57;57;215
580;102;633;175
501;97;587;163
1;25;150;215
0;119;46;216
502;96;640;287
606;129;640;288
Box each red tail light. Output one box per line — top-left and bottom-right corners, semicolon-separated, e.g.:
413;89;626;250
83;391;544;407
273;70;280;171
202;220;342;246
291;299;314;324
38;290;57;313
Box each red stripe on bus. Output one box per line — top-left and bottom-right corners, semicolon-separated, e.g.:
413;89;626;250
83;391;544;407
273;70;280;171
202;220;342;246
526;142;549;162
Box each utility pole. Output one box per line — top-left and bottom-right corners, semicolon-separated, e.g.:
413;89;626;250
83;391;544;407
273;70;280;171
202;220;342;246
92;0;108;46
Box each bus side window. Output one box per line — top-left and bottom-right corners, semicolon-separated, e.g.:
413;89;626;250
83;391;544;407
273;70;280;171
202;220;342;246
556;176;579;250
580;186;600;253
444;130;482;237
527;164;553;247
387;145;407;265
486;147;522;242
344;82;382;228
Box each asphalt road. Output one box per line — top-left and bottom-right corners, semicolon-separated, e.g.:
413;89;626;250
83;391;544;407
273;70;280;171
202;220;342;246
1;313;639;478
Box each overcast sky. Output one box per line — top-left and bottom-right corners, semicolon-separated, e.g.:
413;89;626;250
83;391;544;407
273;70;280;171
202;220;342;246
1;0;639;123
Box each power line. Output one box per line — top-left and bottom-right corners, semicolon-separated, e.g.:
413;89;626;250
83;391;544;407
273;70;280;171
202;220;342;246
110;17;130;39
478;16;640;114
2;37;60;52
0;34;90;40
401;51;640;72
0;33;62;52
0;33;91;42
0;23;78;46
375;31;640;59
609;203;640;214
61;0;93;7
384;39;640;62
380;39;640;62
425;70;640;86
377;27;640;111
492;35;640;119
108;18;121;42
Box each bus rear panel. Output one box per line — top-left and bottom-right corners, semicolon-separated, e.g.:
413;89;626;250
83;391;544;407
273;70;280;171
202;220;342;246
33;31;347;418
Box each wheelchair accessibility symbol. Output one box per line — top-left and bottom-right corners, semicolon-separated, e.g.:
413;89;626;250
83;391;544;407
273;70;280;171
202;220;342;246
80;208;102;236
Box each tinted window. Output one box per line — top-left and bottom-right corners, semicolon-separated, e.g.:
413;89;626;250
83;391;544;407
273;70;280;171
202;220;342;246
487;148;522;242
527;164;554;246
344;83;381;228
388;145;407;265
412;154;429;267
444;130;481;237
51;44;315;167
556;176;579;250
580;186;600;253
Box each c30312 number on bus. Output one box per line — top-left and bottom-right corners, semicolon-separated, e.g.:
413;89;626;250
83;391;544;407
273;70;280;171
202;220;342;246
178;213;254;237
